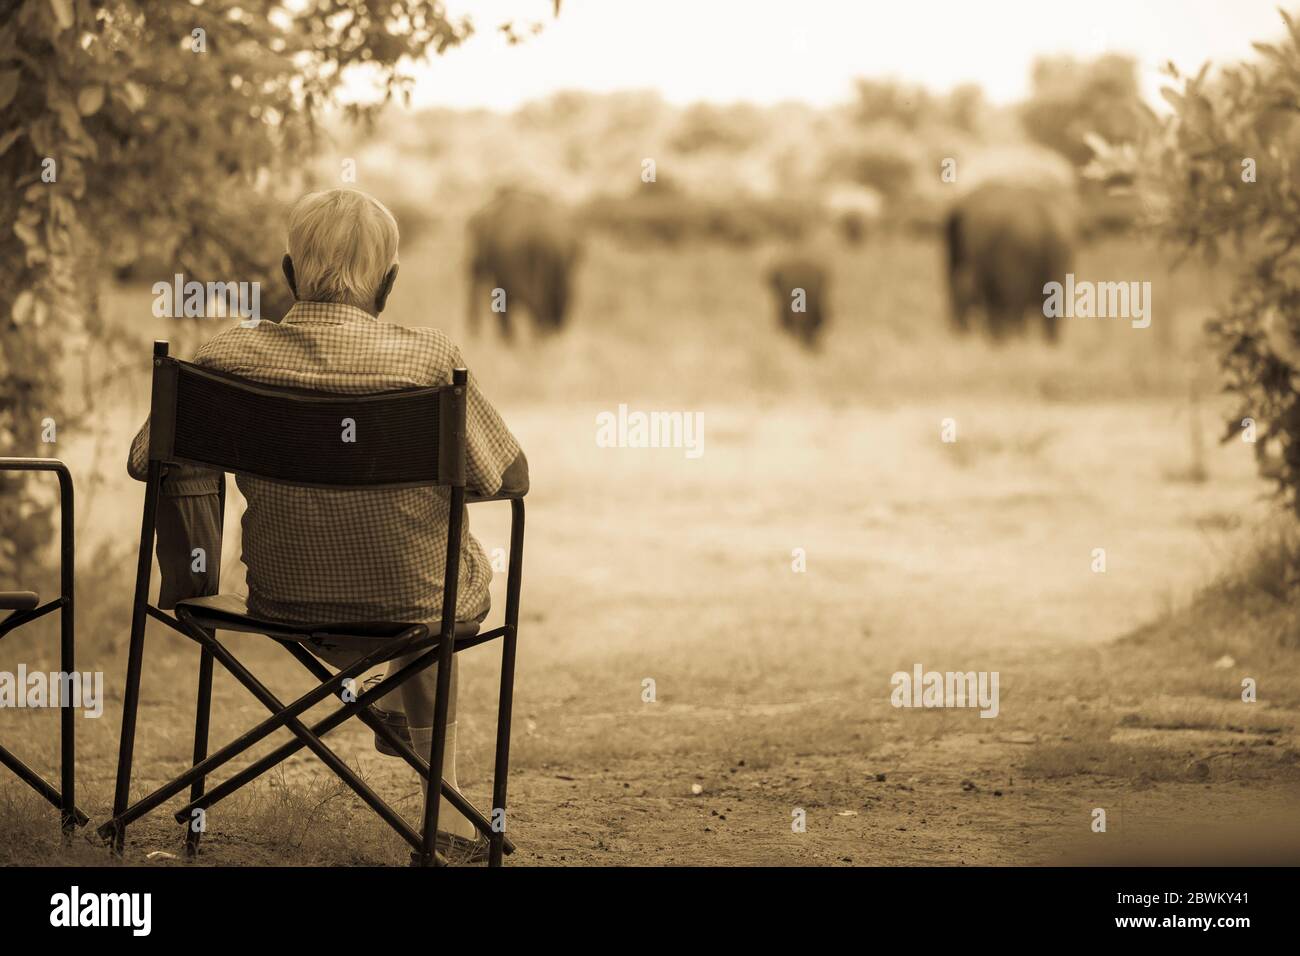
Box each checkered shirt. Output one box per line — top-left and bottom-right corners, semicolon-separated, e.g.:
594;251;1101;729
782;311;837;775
129;301;521;625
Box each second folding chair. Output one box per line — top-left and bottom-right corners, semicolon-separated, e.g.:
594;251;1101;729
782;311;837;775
99;341;525;866
0;457;88;833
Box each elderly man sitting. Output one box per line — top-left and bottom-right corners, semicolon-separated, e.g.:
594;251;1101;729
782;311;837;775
128;188;528;862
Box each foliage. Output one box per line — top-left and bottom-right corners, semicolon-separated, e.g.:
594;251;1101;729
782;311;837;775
821;135;916;202
1105;9;1300;517
669;102;766;155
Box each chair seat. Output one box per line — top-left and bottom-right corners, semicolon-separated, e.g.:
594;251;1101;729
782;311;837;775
0;591;39;611
175;593;479;648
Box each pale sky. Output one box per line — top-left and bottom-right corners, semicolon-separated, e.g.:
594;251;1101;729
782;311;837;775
387;0;1290;110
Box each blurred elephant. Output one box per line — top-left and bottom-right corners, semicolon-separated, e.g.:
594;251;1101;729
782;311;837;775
768;254;829;350
466;189;582;341
944;182;1073;344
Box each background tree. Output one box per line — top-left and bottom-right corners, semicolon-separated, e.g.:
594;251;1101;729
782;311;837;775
1020;54;1150;168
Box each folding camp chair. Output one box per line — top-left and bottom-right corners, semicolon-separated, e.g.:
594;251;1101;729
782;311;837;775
99;341;526;866
0;457;88;833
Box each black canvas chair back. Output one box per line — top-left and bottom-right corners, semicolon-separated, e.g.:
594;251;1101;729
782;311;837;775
103;341;526;867
0;458;88;832
152;356;465;489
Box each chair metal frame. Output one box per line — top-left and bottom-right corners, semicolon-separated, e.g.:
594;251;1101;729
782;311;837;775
99;341;525;866
0;457;89;833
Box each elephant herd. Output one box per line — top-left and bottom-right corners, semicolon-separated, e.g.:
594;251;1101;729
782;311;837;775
464;182;1075;349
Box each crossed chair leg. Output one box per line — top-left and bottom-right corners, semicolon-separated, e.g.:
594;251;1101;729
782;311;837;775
98;613;513;866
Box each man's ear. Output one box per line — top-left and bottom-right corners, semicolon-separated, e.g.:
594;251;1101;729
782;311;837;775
375;264;399;314
282;254;298;300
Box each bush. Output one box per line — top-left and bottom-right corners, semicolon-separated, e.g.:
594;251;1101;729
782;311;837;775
1120;10;1300;517
822;136;917;202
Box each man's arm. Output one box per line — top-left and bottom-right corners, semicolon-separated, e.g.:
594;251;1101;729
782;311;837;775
128;419;150;481
129;417;221;489
127;338;222;485
498;449;529;496
453;343;526;496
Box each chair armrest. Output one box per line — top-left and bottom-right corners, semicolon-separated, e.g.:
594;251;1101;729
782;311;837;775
0;457;71;480
0;459;74;594
0;591;40;611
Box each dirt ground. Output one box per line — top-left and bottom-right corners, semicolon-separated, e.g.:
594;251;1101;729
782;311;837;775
3;232;1299;865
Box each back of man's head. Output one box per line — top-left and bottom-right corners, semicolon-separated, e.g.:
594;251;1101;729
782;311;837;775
286;188;400;310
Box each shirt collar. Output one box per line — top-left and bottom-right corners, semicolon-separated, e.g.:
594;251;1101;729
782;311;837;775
282;300;377;325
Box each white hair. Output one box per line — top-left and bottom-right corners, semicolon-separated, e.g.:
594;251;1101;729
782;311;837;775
286;188;399;308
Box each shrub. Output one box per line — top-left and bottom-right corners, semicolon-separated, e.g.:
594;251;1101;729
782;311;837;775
1087;11;1300;517
1130;12;1300;518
